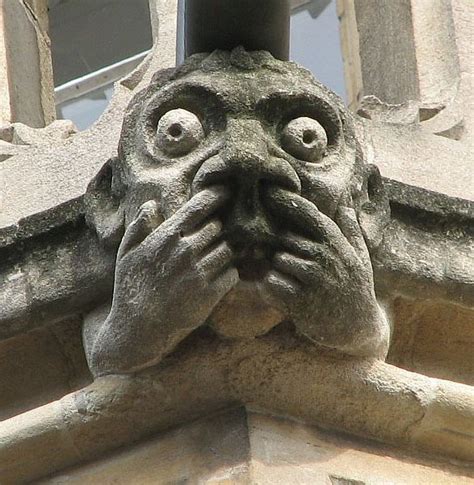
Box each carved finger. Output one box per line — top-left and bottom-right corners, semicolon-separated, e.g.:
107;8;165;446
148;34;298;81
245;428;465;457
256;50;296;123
279;231;325;260
184;219;223;255
174;185;230;236
260;269;301;309
263;187;343;243
335;205;371;265
191;154;228;195
118;200;162;259
273;252;322;285
142;186;230;251
209;266;240;300
197;241;234;281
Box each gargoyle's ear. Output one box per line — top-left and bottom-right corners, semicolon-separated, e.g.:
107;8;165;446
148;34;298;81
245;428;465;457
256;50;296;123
84;158;126;247
354;164;391;252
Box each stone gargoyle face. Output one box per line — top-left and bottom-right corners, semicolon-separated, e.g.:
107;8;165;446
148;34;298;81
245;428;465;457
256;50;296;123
86;50;390;374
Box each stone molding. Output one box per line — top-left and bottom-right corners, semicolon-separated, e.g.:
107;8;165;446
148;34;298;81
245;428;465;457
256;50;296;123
1;332;473;482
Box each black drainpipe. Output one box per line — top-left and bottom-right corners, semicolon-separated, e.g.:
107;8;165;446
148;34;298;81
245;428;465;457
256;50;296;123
183;0;291;61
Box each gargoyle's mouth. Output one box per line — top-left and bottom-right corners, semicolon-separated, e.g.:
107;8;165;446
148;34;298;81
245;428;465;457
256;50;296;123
223;209;280;281
233;246;273;281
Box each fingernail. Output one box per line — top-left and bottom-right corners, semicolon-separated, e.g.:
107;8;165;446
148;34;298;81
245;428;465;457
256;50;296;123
141;200;158;211
137;200;157;217
138;200;163;228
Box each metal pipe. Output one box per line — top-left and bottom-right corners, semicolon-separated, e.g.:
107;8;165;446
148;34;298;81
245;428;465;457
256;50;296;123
184;0;291;60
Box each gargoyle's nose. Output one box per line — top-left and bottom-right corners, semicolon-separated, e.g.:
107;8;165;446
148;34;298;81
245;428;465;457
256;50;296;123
192;119;301;194
222;119;300;193
192;119;301;279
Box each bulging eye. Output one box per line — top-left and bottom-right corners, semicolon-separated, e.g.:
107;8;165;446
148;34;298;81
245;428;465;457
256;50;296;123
156;109;204;156
281;117;327;162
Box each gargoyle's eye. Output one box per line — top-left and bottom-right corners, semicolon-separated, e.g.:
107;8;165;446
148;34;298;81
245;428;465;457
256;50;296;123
156;109;204;157
281;117;328;162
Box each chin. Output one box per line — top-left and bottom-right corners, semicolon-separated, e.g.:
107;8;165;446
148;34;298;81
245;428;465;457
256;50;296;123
208;277;284;339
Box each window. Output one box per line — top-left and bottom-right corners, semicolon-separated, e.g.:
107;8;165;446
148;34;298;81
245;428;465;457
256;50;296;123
290;0;346;101
49;0;152;130
51;0;345;130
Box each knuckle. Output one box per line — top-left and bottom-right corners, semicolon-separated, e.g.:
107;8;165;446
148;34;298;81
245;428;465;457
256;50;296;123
195;267;208;285
274;251;287;263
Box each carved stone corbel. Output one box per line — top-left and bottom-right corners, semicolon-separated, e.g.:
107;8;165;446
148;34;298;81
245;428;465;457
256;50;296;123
83;48;391;376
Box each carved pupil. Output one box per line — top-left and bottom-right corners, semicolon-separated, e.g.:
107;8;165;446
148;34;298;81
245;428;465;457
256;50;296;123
303;130;316;144
168;124;183;138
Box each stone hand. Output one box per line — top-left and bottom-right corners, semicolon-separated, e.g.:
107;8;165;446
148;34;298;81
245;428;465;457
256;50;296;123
261;187;389;358
90;186;239;376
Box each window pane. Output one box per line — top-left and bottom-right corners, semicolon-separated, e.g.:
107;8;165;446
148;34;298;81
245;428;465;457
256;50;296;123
57;84;114;131
49;0;153;86
53;0;347;130
290;0;346;102
50;0;153;129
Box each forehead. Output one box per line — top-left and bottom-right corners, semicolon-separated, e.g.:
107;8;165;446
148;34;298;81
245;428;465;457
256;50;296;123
150;66;339;115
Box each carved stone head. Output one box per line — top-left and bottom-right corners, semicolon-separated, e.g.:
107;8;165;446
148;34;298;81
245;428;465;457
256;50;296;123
86;48;389;356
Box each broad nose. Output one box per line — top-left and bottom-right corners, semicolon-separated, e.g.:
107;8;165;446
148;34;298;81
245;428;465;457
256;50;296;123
192;119;301;194
192;120;301;257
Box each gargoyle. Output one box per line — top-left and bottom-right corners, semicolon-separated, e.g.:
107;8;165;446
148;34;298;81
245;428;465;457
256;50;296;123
1;52;472;483
84;48;391;376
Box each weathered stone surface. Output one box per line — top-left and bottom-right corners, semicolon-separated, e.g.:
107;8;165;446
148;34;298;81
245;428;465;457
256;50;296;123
0;45;471;412
0;25;471;338
0;7;472;484
361;119;473;204
388;298;474;386
41;410;473;484
42;408;251;484
0;12;177;245
350;0;421;105
9;119;77;145
1;189;472;344
0;317;91;421
0;119;77;164
451;0;474;140
0;224;114;340
83;49;392;376
1;329;473;481
247;413;473;485
374;199;474;308
148;0;178;65
0;83;132;243
0;0;55;127
339;0;474;146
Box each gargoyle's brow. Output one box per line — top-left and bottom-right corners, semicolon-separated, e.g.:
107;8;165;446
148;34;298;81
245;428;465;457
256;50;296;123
163;81;224;99
143;80;228;117
256;91;341;115
255;91;343;142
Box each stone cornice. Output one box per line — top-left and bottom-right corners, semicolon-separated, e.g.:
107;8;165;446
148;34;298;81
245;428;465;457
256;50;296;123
1;328;473;482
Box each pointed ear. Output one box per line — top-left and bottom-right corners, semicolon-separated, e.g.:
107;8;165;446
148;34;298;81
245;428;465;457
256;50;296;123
354;164;390;253
84;158;126;247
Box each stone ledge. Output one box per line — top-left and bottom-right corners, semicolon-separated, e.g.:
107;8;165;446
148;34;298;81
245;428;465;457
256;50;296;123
1;334;473;482
42;409;474;484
